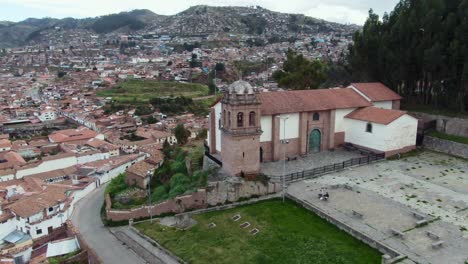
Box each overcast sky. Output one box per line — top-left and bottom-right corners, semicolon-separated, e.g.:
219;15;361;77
0;0;400;25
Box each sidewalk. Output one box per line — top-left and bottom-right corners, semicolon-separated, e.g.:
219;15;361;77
110;226;180;264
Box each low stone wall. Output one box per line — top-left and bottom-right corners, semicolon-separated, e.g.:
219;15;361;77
286;194;404;264
106;178;282;222
206;178;281;206
106;190;207;222
412;112;468;137
423;136;468;159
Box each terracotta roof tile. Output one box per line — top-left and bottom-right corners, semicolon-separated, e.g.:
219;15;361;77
345;106;407;125
350;83;402;102
259;88;371;115
127;160;155;178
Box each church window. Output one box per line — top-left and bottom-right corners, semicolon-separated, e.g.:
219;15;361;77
228;111;231;127
249;111;256;126
313;112;320;121
237;112;244;127
366;123;373;133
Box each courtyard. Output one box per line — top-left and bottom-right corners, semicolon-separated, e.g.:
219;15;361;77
134;199;382;264
261;149;362;177
288;150;468;264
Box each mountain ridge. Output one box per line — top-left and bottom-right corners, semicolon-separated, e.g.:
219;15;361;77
0;6;359;48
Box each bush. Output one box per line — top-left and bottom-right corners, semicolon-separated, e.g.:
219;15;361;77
170;173;191;190
105;173;128;198
151;185;169;203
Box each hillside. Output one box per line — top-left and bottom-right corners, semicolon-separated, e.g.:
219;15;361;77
0;6;358;48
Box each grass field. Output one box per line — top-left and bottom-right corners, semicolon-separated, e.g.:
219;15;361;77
135;199;381;264
96;79;209;103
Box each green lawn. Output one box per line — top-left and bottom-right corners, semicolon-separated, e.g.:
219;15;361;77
96;79;209;103
135;199;381;264
427;130;468;145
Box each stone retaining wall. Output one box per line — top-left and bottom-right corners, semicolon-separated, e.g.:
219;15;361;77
106;179;281;222
206;179;281;205
106;190;207;222
412;112;468;137
423;136;468;159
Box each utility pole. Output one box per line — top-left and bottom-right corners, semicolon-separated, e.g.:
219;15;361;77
147;172;153;223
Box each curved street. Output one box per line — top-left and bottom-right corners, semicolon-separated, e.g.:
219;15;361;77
71;186;147;264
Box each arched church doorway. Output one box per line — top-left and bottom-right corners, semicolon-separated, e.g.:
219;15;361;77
309;129;321;153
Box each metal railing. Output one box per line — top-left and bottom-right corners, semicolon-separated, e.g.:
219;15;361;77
269;153;385;183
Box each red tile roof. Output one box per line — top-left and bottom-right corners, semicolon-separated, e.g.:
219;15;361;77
259;88;371;115
345;106;407;125
350;83;402;102
127;160;155;178
49;126;99;143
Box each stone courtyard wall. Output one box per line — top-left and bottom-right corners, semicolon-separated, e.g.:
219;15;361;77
106;179;281;222
206;178;281;206
423;136;468;159
413;112;468;137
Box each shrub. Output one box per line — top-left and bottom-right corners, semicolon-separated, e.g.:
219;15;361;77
105;173;128;198
151;185;169;203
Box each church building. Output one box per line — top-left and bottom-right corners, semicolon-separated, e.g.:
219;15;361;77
207;81;418;177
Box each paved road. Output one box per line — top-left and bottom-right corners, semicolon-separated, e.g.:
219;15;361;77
71;186;146;264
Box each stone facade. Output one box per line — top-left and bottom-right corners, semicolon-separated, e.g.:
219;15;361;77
206;178;281;205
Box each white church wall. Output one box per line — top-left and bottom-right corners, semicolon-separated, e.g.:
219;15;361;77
260;116;272;142
214;102;222;152
335;108;356;132
279;113;300;140
207;102;222;152
344;119;388;151
383;115;418;150
372;101;393;109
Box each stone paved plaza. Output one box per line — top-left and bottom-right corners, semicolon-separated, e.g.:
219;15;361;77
288;150;468;264
261;149;362;177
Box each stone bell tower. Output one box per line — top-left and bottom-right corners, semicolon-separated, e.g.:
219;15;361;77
220;80;262;177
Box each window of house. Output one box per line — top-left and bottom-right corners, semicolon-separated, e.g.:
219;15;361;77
366;123;373;133
36;229;42;235
249;111;256;126
313;112;320;121
48;207;53;212
237;112;244;127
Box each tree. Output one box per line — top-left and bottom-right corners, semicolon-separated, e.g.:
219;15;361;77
348;2;468;112
174;124;190;145
57;71;66;78
273;49;327;89
215;63;225;72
